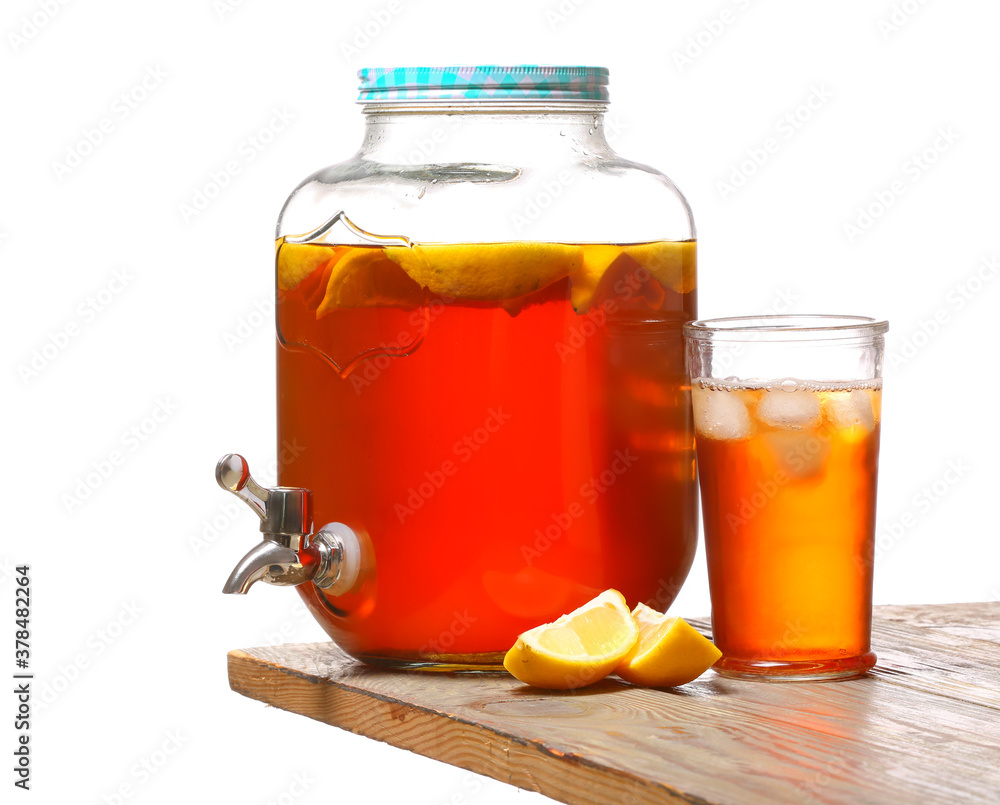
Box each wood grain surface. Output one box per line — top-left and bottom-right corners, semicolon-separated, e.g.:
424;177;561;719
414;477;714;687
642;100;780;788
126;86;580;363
228;603;1000;804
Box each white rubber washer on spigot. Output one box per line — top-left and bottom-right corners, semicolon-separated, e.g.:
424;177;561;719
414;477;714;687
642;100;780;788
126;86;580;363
317;522;363;595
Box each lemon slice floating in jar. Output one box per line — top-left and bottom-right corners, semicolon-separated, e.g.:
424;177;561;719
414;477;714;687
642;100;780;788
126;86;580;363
278;239;694;313
569;241;697;311
383;242;584;301
276;241;340;291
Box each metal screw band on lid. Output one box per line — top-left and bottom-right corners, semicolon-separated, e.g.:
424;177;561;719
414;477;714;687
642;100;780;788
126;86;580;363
357;65;610;103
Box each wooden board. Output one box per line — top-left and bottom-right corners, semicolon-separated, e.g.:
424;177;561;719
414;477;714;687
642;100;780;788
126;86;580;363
228;603;1000;804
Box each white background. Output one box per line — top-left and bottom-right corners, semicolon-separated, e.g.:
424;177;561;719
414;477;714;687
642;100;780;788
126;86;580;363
3;0;998;802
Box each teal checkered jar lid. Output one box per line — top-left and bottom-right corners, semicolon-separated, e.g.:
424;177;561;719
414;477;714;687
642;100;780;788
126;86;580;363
357;65;610;103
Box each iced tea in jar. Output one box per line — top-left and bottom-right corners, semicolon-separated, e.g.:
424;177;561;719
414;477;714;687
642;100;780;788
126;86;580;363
685;316;888;680
271;66;697;667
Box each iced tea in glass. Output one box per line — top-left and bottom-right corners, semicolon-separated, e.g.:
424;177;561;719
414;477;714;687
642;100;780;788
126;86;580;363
684;315;888;680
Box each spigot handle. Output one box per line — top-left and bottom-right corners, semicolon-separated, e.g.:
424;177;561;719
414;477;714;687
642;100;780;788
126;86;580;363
216;454;269;523
215;453;313;546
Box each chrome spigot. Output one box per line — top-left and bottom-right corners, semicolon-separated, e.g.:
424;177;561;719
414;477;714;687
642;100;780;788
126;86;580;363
221;540;309;594
216;454;362;596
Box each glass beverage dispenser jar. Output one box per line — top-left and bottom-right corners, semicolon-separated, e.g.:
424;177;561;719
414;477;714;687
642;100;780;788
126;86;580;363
217;66;697;667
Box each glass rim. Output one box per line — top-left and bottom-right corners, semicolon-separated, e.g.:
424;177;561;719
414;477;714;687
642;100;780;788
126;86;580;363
684;314;888;341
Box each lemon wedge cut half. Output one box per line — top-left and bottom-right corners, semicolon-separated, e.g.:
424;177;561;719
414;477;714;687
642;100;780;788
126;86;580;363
502;589;639;690
615;603;721;687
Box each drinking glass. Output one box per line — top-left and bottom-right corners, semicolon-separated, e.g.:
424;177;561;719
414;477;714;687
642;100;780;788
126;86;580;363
684;315;888;681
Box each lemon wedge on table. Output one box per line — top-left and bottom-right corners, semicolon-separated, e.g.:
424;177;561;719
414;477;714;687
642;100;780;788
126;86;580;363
502;589;638;690
615;603;721;688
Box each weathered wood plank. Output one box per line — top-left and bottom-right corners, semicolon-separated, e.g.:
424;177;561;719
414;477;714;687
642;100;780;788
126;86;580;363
874;602;1000;644
690;603;1000;713
229;604;1000;805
